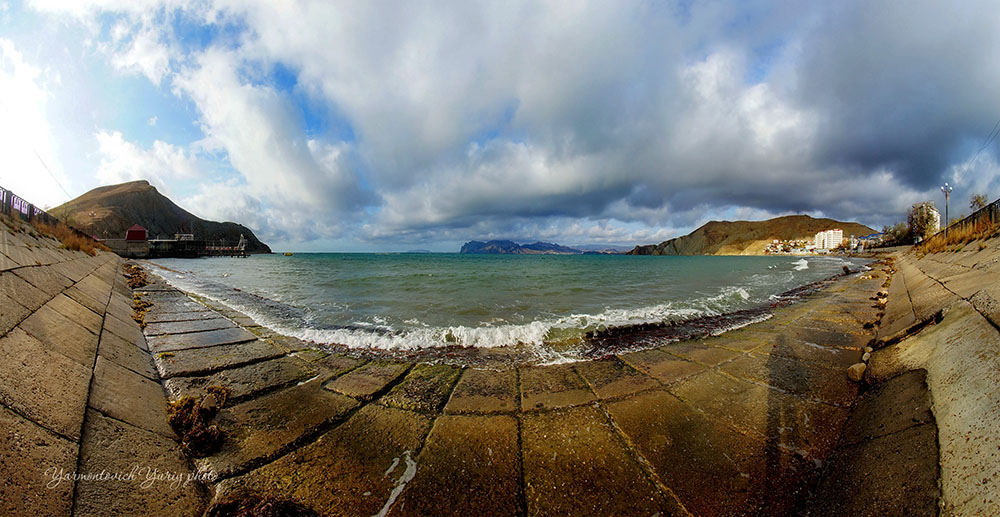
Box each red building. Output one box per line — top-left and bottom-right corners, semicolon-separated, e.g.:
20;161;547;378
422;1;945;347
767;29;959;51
124;224;147;241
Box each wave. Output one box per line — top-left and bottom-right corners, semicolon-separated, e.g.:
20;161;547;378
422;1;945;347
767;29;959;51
145;263;774;357
792;259;809;271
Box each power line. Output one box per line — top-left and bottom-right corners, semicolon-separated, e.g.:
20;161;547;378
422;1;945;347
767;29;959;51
969;117;1000;164
32;150;72;202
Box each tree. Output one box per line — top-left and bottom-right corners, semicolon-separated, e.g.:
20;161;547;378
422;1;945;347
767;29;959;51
908;202;938;242
881;222;911;246
970;193;989;211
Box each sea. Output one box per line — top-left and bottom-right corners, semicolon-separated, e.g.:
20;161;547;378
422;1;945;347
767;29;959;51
146;253;869;363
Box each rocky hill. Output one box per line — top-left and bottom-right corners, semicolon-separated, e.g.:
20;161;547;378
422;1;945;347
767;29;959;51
460;240;583;254
628;215;874;256
51;180;271;253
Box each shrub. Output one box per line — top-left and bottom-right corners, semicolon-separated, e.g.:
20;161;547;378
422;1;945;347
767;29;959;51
30;219;110;256
917;218;1000;255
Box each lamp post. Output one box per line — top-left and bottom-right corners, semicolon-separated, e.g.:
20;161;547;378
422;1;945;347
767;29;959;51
941;182;953;237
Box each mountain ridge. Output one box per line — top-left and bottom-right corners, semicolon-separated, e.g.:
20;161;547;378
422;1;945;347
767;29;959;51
628;215;874;256
51;180;271;254
460;240;586;254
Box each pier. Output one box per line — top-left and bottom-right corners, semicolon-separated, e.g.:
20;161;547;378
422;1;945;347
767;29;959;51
102;231;249;259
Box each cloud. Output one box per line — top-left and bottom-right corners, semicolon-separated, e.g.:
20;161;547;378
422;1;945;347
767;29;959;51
108;21;170;84
172;48;375;240
19;1;1000;247
94;130;201;195
0;38;72;209
791;1;1000;189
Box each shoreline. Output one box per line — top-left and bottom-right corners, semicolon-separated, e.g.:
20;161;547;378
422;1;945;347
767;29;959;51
12;204;989;516
140;257;873;367
133;253;891;514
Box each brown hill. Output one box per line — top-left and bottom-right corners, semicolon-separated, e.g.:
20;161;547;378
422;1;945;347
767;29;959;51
628;215;874;256
51;180;271;253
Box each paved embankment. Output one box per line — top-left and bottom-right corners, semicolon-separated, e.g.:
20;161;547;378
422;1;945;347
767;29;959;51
0;215;206;515
862;244;1000;515
135;259;891;516
12;207;975;516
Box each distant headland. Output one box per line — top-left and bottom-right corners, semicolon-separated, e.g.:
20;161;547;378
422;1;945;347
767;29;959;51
459;240;624;255
628;215;875;256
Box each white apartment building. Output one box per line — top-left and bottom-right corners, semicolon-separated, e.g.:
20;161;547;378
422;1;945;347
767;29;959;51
911;202;941;235
814;228;844;250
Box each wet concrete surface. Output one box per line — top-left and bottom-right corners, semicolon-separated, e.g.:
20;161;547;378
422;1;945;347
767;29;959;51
7;218;951;517
129;259;897;515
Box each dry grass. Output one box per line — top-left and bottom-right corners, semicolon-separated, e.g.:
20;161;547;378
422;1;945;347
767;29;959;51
31;219;110;256
917;218;1000;255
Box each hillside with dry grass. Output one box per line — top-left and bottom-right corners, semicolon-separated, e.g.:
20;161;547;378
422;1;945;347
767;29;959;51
51;180;271;253
628;215;875;256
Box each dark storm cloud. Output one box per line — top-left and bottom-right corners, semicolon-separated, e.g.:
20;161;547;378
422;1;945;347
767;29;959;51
38;0;1000;247
792;1;1000;190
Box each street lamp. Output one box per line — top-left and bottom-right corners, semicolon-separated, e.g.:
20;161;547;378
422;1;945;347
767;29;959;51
941;182;953;237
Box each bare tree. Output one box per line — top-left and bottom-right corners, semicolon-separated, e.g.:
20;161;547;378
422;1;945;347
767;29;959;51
970;193;989;211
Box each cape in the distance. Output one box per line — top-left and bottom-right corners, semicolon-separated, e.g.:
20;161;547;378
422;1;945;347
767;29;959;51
460;215;874;256
627;215;875;256
459;240;626;255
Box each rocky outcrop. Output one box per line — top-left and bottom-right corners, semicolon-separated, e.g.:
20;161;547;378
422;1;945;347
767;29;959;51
51;180;271;254
627;214;875;256
460;240;582;254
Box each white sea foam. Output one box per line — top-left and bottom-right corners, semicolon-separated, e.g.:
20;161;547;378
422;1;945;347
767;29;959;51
792;259;809;271
147;268;715;352
709;313;773;336
144;258;851;357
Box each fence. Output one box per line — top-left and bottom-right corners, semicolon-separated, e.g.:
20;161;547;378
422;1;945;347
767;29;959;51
946;197;1000;231
0;184;92;239
0;184;62;226
920;195;1000;249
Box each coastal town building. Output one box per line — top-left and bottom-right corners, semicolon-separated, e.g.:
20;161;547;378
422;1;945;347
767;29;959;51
763;238;814;254
911;202;941;235
124;224;147;241
813;229;844;250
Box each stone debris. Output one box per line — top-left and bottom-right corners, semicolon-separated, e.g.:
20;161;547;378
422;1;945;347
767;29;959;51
847;362;867;382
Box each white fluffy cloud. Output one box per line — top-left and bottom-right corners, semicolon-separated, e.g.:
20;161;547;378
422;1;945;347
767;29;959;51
94;130;200;194
108;21;170;84
19;1;1000;247
170;48;373;242
0;38;71;209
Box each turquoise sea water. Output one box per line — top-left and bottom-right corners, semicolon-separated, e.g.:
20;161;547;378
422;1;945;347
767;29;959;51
148;253;867;361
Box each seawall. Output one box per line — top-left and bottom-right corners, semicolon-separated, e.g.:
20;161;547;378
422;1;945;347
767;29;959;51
136;254;892;515
4;207;998;515
864;244;1000;514
0;214;207;515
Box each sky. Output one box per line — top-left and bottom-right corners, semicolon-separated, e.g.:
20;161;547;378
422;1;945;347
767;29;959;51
1;1;999;252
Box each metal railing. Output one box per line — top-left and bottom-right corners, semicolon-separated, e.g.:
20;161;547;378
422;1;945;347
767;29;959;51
945;197;1000;231
0;184;90;237
921;195;1000;248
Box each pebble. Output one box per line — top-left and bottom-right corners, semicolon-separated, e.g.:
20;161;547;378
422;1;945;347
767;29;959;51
864;346;873;354
862;352;871;362
847;363;867;382
201;393;219;413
